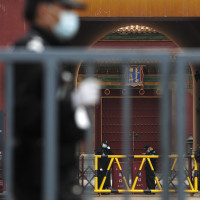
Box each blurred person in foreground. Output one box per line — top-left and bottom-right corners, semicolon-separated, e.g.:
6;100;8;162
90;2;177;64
144;144;157;194
12;0;100;200
95;140;113;192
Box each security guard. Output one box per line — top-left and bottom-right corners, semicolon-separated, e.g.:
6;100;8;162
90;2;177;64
12;1;100;200
144;144;157;194
95;140;113;190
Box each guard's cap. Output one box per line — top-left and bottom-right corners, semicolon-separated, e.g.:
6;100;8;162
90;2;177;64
144;144;150;151
25;0;85;22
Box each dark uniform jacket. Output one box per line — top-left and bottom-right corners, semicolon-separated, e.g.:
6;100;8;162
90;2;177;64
14;25;84;142
95;146;113;188
145;149;157;172
95;146;113;170
13;25;85;200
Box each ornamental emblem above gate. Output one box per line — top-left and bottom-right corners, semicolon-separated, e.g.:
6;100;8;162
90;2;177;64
126;65;145;87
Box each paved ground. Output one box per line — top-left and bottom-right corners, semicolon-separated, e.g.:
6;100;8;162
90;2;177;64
82;194;200;200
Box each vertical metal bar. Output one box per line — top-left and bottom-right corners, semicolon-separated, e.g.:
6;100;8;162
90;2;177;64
81;155;84;187
122;62;131;155
85;61;95;198
86;61;95;155
176;57;186;200
43;59;58;200
188;157;192;181
160;56;170;200
5;62;14;200
122;61;131;200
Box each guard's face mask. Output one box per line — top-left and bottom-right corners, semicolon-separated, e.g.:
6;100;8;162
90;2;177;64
102;143;107;148
146;149;150;153
53;11;80;40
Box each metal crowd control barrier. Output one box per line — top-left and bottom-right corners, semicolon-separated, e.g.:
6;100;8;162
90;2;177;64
79;154;95;189
168;155;198;193
1;48;200;200
94;155;199;194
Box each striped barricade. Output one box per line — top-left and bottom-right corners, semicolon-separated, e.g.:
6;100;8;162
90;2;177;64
94;155;198;195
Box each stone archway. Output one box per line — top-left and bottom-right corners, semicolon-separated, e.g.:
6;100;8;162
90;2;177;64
71;20;200;152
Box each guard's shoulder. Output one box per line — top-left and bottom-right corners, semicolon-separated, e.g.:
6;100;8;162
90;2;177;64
14;32;45;53
151;150;157;155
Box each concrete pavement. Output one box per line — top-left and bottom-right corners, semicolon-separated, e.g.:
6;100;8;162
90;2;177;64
83;193;200;200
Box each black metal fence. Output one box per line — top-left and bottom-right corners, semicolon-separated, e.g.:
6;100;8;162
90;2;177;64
0;48;199;200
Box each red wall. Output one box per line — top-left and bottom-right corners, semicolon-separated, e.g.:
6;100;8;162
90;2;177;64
0;0;27;108
0;0;27;47
0;0;27;142
0;64;4;110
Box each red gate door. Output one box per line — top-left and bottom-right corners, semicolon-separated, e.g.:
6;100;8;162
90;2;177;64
112;162;130;190
132;161;147;190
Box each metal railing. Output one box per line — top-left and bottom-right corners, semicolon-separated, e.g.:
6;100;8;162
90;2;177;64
0;48;199;200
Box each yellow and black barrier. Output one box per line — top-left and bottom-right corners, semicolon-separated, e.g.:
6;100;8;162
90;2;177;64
94;155;199;194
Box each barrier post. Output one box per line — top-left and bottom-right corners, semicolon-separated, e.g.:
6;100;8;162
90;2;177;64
188;157;192;181
94;155;98;191
194;158;198;191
